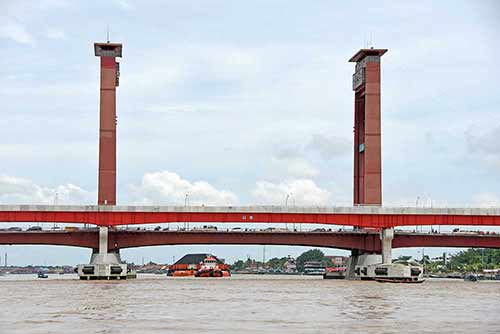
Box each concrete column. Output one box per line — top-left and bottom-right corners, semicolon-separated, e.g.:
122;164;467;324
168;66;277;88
99;226;108;256
380;228;394;264
90;226;121;265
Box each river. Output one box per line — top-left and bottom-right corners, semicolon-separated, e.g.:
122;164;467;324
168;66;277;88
0;274;499;333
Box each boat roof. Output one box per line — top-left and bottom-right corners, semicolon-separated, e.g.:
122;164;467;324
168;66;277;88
174;253;224;265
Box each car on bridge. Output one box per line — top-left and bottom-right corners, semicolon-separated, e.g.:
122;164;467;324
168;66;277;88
8;227;22;231
27;226;42;231
262;227;289;232
193;225;218;231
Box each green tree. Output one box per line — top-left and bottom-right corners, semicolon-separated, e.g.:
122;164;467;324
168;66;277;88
232;260;246;271
394;255;412;262
446;248;500;272
296;249;327;272
266;257;288;269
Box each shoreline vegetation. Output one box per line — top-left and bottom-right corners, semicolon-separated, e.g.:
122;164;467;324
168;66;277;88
232;248;500;274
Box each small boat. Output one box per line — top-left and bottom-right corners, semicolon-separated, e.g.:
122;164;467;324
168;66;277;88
372;261;425;283
37;272;48;279
194;256;230;278
323;267;346;279
303;261;327;275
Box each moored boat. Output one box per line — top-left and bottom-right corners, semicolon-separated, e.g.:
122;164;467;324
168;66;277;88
167;254;230;278
323;266;346;279
194;256;231;277
354;260;425;283
303;261;326;275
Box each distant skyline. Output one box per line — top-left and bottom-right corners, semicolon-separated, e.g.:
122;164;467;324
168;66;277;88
1;0;500;265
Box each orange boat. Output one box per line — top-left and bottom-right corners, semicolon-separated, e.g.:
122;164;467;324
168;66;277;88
171;269;196;277
194;256;231;277
167;254;230;278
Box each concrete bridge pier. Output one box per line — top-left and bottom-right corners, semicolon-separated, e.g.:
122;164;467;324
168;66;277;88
345;251;382;280
345;228;394;279
380;227;394;264
76;227;135;280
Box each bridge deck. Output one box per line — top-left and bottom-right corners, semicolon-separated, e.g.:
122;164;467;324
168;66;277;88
1;205;499;215
1;205;500;228
0;230;498;251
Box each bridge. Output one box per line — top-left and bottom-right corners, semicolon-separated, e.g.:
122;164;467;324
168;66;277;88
3;43;499;279
1;205;500;228
1;229;499;252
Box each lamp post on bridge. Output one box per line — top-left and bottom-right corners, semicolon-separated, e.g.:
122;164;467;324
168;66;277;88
415;196;420;232
184;193;190;230
285;193;291;230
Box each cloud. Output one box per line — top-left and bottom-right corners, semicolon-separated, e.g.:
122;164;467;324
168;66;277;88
130;171;239;206
251;179;331;206
0;19;34;45
271;145;319;178
472;192;500;208
0;175;94;204
465;125;500;169
112;0;135;11
466;125;500;156
45;28;65;40
284;159;319;179
307;134;351;160
269;133;350;179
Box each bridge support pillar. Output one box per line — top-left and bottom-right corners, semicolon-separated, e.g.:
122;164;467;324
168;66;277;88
345;228;393;279
380;227;394;264
76;227;136;280
345;251;382;280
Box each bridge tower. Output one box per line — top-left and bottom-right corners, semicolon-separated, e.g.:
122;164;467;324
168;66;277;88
94;42;122;206
347;48;394;277
76;42;133;279
350;48;387;206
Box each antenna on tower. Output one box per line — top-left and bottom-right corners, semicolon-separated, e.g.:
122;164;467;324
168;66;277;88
106;25;110;43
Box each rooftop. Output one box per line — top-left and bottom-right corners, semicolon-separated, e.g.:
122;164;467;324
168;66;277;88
94;42;123;57
349;48;388;62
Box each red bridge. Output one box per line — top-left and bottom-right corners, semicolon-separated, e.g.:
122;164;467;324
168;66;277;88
1;205;500;228
3;44;499;279
1;230;499;252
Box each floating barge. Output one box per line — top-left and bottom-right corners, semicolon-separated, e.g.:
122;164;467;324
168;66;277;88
167;254;230;278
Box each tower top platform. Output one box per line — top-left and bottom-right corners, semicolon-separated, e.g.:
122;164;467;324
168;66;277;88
94;42;122;57
349;48;387;62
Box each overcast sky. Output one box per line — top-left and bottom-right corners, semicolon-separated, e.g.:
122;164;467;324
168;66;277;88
1;0;500;265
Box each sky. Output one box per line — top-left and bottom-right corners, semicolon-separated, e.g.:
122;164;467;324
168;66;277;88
1;0;500;266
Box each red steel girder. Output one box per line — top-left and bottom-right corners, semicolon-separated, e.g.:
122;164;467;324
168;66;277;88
1;231;500;251
1;211;500;228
